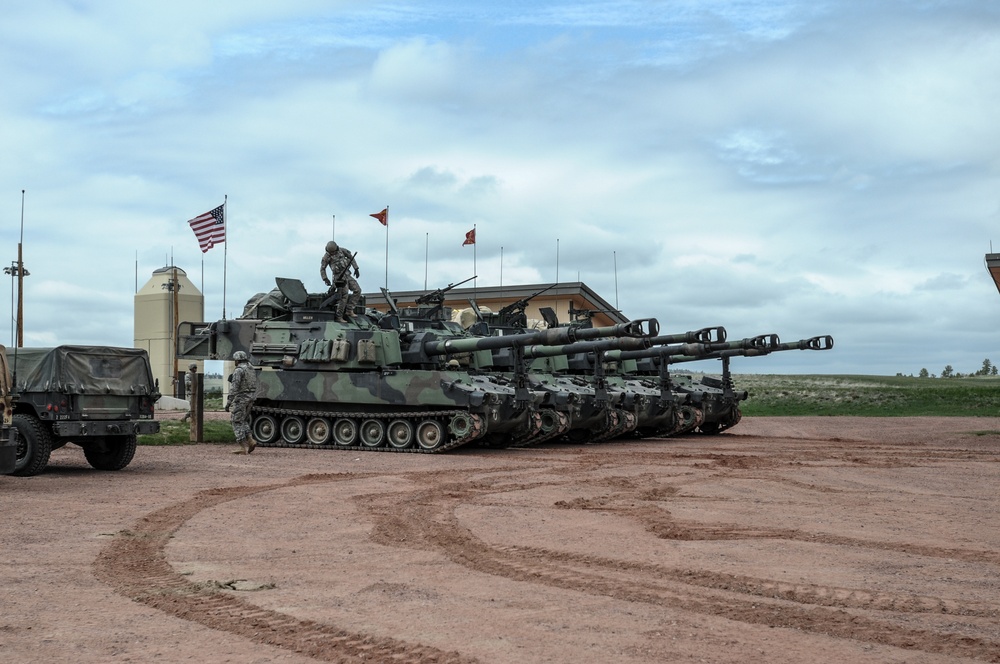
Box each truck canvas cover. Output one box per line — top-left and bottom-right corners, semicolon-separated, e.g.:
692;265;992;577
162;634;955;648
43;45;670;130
12;346;156;395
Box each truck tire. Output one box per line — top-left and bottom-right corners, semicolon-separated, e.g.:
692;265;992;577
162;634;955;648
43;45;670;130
84;434;137;471
11;414;53;477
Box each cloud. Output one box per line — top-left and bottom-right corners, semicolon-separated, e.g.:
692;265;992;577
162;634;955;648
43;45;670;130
2;0;999;377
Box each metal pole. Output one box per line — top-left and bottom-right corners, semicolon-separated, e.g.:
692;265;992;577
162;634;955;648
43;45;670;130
384;205;389;290
555;238;559;285
614;250;619;310
16;189;25;347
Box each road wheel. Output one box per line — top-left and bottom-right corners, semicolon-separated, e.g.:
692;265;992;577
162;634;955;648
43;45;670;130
306;417;331;445
333;419;357;446
252;414;279;444
416;420;446;450
11;414;53;477
359;419;385;447
280;416;306;444
386;419;414;449
84;434;137;471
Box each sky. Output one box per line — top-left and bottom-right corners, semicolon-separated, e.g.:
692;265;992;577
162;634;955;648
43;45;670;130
2;0;999;375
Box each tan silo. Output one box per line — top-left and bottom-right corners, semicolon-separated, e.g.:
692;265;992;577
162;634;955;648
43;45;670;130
134;266;204;397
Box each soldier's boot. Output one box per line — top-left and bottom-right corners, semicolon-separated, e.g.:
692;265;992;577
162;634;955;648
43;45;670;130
233;439;249;454
345;295;360;320
247;437;257;454
334;308;348;323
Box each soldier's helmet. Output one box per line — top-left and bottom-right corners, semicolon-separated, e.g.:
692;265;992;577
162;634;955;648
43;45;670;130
188;363;198;371
325;240;339;253
232;351;249;363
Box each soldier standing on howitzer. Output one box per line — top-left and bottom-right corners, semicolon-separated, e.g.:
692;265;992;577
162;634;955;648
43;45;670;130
320;240;361;323
225;351;258;454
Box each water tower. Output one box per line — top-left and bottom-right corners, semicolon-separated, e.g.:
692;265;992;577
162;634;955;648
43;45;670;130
134;266;204;397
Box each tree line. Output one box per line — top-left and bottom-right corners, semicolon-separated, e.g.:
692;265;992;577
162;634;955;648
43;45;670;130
909;359;999;378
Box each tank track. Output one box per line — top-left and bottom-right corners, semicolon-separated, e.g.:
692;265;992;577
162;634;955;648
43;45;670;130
585;408;639;444
505;410;572;448
251;406;484;454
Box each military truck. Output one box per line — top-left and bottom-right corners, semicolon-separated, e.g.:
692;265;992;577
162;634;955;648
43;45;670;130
8;345;160;476
0;345;17;474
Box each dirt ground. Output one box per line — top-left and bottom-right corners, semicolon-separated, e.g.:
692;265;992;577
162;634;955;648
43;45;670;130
2;416;1000;664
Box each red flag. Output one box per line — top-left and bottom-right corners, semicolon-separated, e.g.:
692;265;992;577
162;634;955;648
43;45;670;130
370;208;388;226
188;204;225;253
462;228;476;246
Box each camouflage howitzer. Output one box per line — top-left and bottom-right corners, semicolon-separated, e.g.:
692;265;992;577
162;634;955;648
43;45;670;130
476;320;661;446
661;334;834;434
179;278;535;453
609;332;773;436
418;318;659;447
178;277;660;453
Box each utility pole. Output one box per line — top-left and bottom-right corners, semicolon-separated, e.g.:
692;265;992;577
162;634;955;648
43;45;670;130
15;190;26;347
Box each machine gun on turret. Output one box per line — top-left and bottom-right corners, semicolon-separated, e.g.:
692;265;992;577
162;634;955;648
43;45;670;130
568;303;623;324
415;275;477;306
490;283;557;328
409;276;477;321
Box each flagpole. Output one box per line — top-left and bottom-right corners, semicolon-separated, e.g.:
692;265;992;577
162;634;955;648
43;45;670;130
332;213;336;240
555;238;560;284
384;205;389;290
613;250;619;310
473;223;477;301
499;246;504;306
222;195;228;319
424;232;428;290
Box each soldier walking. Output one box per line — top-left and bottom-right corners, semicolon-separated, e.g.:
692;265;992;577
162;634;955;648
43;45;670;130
320;240;361;322
225;351;258;454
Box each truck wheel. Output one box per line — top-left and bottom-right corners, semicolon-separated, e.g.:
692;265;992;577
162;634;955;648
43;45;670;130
84;434;137;471
11;414;53;477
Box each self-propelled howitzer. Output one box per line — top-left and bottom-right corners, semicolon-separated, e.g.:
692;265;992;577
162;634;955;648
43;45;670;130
176;278;666;452
177;277;545;453
662;334;834;434
419;319;660;447
503;323;713;443
606;333;775;436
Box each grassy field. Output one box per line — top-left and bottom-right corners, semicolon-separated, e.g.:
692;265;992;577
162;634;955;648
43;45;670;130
139;375;1000;445
734;374;1000;417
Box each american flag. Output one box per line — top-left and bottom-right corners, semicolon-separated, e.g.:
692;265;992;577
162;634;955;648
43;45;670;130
188;204;225;253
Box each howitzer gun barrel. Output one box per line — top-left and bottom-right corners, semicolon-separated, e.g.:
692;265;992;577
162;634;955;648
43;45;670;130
647;326;727;346
421;318;659;357
775;335;834;351
608;333;776;362
665;334;833;364
521;335;653;359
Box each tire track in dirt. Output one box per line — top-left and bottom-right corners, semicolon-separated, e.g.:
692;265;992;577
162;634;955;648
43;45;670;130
94;473;479;664
360;466;1000;662
94;442;1000;663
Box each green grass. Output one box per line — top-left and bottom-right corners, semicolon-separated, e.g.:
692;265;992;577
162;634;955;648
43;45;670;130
139;418;235;446
733;374;1000;417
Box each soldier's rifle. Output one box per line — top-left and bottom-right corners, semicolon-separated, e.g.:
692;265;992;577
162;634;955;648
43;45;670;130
331;251;359;286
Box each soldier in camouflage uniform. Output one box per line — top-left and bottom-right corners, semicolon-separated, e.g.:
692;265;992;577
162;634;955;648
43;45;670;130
320;240;361;322
225;351;259;454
